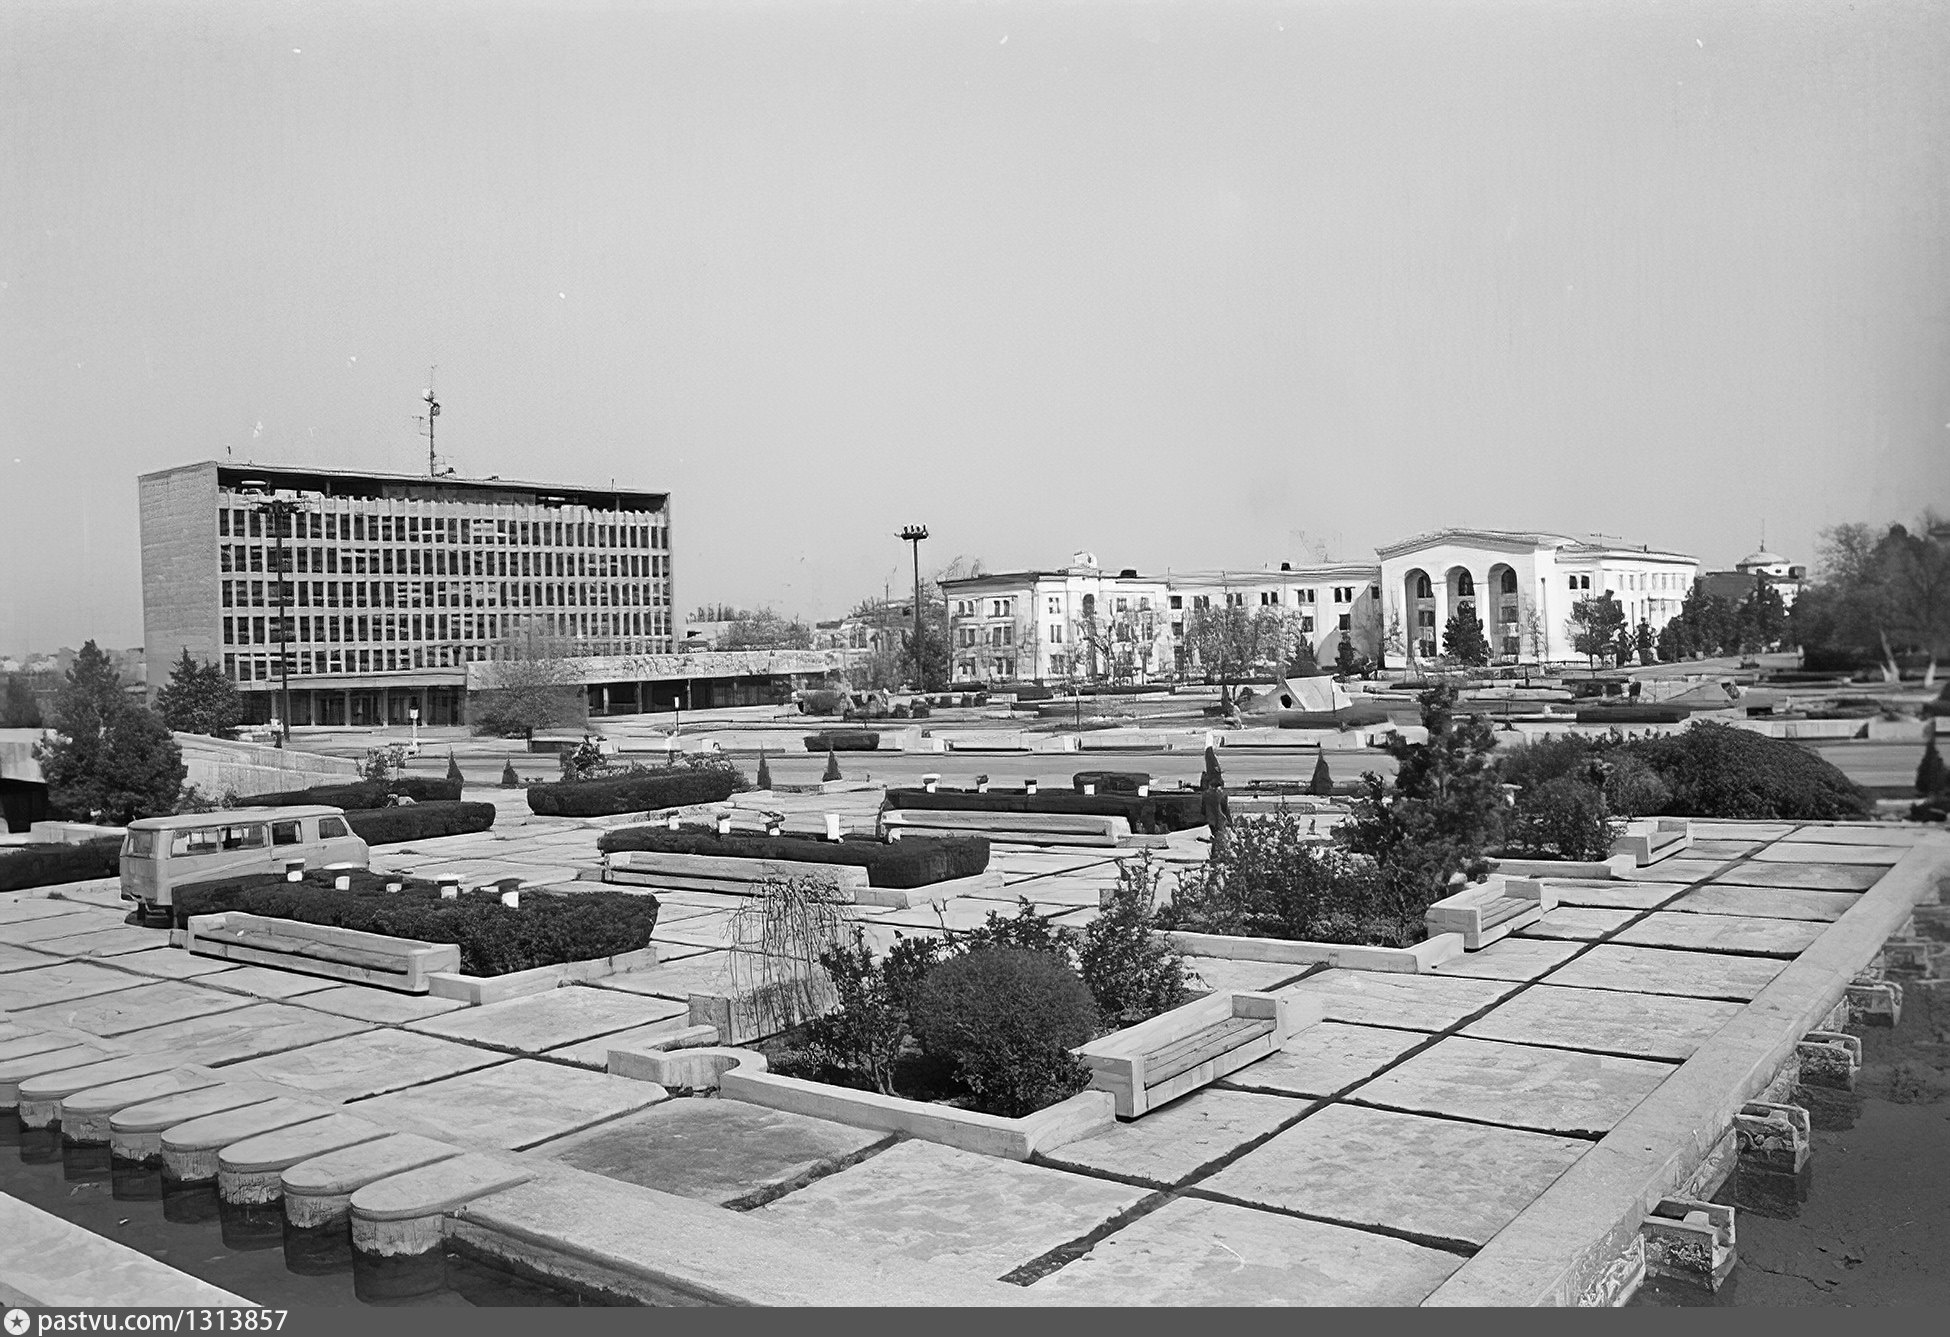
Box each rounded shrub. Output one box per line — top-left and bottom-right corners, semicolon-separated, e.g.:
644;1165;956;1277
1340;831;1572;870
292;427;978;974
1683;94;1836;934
1622;723;1873;821
909;947;1098;1117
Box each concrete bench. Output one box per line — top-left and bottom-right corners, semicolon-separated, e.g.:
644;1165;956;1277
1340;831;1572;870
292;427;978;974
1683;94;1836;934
1424;876;1556;950
1074;990;1319;1120
878;809;1132;848
603;850;874;900
186;912;460;994
1611;817;1691;867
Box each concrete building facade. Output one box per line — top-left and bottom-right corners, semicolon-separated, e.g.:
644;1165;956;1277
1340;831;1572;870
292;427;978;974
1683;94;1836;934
1164;564;1385;672
1376;528;1699;664
139;461;677;727
941;553;1172;685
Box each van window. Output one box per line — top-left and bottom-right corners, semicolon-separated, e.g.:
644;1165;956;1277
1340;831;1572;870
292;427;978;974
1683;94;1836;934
318;816;349;839
171;828;222;858
271;820;302;847
125;830;156;858
220;824;267;851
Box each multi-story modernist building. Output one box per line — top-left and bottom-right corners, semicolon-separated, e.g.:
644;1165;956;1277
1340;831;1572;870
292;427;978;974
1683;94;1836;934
941;553;1172;685
1164;564;1385;672
139;461;676;727
1376;529;1699;663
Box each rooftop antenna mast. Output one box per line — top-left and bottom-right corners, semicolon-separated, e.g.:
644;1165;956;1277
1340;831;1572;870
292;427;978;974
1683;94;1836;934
417;368;452;478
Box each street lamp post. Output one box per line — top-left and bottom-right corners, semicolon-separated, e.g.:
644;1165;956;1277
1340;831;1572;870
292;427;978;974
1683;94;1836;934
243;483;308;749
898;525;928;692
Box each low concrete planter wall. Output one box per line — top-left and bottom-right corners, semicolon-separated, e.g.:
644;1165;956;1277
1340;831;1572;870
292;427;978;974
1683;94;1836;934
710;1051;1116;1161
1161;928;1463;974
427;945;660;1006
1489;855;1635;880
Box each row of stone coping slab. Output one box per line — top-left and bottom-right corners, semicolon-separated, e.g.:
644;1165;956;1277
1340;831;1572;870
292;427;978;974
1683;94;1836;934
429;1158;1038;1305
1489;853;1639;880
0;1189;251;1308
602;847;1005;910
1422;830;1950;1307
426;944;661;1006
610;1044;1117;1162
1160;927;1465;973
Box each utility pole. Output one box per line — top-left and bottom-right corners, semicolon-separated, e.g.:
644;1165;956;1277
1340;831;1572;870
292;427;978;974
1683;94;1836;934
899;525;928;691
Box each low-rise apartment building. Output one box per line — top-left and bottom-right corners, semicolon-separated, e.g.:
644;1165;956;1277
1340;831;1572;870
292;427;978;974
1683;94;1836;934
940;553;1172;684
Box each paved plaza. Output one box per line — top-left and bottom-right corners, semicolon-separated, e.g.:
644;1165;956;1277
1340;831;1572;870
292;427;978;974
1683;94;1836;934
1;788;1944;1306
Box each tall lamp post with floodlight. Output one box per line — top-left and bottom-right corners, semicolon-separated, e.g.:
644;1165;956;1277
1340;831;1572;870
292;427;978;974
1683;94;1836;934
899;525;929;692
241;480;311;748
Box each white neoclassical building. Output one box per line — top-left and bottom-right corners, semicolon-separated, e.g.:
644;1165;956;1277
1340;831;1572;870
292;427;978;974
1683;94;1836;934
940;552;1173;684
1375;529;1700;664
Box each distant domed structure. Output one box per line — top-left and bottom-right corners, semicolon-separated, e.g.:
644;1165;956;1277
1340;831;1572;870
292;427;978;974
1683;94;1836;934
1736;549;1788;572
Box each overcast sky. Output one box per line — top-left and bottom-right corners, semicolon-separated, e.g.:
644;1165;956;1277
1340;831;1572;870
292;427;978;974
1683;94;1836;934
2;0;1944;656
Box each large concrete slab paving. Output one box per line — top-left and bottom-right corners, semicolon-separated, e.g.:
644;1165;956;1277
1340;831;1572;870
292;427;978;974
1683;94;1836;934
0;911;123;944
1544;942;1787;1000
751;1137;1148;1279
1541;879;1690;911
1;1044;124;1104
532;1097;890;1207
27;925;169;958
1776;824;1925;847
6;980;249;1037
1515;907;1637;941
1276;969;1520;1032
289;983;469;1025
1663;884;1861;921
1038;1088;1307;1187
127;1001;374;1065
1611;911;1825;957
280;1131;462;1206
0;961;149;1011
1430;937;1582;982
0;1030;115;1064
16;1051;197;1111
1199;1102;1591;1248
1713;861;1885;891
109;1082;302;1158
1026;1194;1464;1305
1459;984;1743;1061
1686;839;1764;860
0;944;54;972
407;985;684;1053
587;950;739;1001
161;1098;337;1180
58;1068;225;1142
1686;821;1795;842
0;900;93;925
223;1029;506;1102
543;1013;701;1068
1624;857;1726;883
352;1059;666;1151
0;1193;248;1307
1352;1035;1671;1137
197;963;344;1000
1222;1021;1428;1098
104;948;241;980
1752;840;1905;865
650;911;738;950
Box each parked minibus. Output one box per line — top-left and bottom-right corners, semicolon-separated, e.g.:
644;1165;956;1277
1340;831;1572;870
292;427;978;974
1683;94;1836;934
120;806;370;924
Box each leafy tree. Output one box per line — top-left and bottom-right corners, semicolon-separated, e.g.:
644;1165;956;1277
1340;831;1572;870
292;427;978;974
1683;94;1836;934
721;608;815;652
1441;609;1490;666
1568;593;1627;667
1633;620;1656;667
1182;602;1290;703
1;674;42;728
756;749;773;790
900;623;951;692
1339;684;1505;911
155;648;243;737
1333;633;1364;679
1734;580;1788;654
1286;636;1321;677
33;642;185;823
469;624;588;737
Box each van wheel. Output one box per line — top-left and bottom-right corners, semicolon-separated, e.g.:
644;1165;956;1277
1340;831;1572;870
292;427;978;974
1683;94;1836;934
141;905;170;929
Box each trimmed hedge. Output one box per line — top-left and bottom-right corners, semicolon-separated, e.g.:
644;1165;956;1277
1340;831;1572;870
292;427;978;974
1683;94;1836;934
247;777;465;809
0;837;122;893
804;731;880;752
883;787;1205;834
1073;771;1149;794
172;870;659;977
1573;705;1692;725
1275;706;1392;730
595;827;989;889
525;766;745;817
343;801;497;846
1621;723;1873;821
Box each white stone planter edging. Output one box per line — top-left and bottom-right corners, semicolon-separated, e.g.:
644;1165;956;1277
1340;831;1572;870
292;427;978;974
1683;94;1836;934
1489;854;1636;880
428;945;660;1006
609;1046;1115;1161
1160;928;1464;973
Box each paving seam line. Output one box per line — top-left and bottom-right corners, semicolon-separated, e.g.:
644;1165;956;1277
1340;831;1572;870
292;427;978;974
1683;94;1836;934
1175;1181;1485;1257
1419;829;1949;1307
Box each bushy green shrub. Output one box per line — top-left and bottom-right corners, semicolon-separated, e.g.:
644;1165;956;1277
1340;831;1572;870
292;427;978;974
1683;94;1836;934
249;777;464;808
805;731;879;752
0;837;122;892
1494;733;1670;818
596;827;990;888
797;689;848;716
173;871;659;976
909;947;1097;1117
804;926;910;1095
342;800;497;846
1080;852;1191;1025
1621;723;1873;820
1163;808;1425;947
1502;776;1618;861
525;763;747;817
